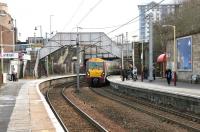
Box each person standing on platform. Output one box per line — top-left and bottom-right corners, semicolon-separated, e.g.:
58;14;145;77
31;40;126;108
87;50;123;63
132;66;138;80
165;68;172;85
153;65;156;80
11;68;15;81
144;67;148;79
121;69;125;81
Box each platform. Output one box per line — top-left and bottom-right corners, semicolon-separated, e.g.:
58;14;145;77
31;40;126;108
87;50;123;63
107;76;200;114
0;79;64;132
108;75;200;98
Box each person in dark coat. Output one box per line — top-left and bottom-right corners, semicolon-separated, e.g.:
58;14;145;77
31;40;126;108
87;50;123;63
121;69;126;81
144;67;148;79
11;68;15;81
153;64;156;80
165;68;172;85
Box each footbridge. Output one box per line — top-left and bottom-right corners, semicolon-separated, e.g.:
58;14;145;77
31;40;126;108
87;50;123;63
39;32;121;59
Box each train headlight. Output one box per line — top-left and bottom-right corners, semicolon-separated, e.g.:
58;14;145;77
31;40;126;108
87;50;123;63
87;72;90;76
101;72;105;77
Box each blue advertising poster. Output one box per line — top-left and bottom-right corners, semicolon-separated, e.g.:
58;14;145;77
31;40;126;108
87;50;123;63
177;36;192;71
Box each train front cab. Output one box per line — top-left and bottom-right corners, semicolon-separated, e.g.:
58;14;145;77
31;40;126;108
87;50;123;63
86;60;106;87
86;70;106;87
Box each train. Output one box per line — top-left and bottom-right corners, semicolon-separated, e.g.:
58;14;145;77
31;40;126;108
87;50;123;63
86;58;121;86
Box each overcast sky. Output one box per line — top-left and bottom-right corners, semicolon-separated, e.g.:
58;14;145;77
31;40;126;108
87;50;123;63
1;0;173;41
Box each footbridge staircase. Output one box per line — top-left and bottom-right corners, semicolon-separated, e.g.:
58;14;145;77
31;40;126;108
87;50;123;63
34;32;122;77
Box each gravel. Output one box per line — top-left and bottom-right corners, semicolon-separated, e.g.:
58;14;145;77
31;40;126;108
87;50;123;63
65;86;188;132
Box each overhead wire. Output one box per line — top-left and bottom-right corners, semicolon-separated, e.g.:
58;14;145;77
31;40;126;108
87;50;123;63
106;0;166;35
61;0;85;31
82;0;166;52
80;25;121;30
45;0;166;57
76;0;103;26
79;19;137;30
75;0;166;43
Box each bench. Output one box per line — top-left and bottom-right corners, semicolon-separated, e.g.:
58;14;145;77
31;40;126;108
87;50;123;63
191;74;200;84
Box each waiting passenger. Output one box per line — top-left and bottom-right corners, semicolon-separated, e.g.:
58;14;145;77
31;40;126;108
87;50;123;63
165;68;172;85
11;68;15;81
132;66;138;80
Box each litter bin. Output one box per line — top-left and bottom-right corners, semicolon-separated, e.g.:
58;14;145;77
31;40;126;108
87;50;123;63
3;73;7;83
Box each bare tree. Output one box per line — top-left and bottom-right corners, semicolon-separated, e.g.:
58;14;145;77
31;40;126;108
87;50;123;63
153;0;200;54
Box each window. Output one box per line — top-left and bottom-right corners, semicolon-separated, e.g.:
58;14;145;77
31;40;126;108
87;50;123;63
88;62;103;70
0;10;6;15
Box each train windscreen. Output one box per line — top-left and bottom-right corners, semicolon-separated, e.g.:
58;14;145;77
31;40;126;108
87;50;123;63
89;62;103;70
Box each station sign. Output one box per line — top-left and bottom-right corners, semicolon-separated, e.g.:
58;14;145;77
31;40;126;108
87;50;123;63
0;52;31;60
0;53;18;59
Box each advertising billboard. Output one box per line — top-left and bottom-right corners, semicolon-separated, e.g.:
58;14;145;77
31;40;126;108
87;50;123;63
177;36;192;71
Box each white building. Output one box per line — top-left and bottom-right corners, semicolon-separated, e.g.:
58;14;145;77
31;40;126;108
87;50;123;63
138;1;179;42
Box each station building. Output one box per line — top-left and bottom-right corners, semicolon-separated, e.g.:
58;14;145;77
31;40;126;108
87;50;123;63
0;2;17;83
0;2;15;52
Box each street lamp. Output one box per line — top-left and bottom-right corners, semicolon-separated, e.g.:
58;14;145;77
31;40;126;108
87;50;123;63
50;15;54;37
162;25;176;86
34;25;42;37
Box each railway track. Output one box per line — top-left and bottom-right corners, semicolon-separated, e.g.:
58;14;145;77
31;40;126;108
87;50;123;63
91;87;200;132
46;82;108;132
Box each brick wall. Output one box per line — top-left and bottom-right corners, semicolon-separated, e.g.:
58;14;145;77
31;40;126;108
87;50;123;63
0;25;14;52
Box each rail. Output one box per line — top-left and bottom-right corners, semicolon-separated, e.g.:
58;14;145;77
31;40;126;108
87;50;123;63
46;88;69;132
62;83;108;132
39;75;108;132
90;87;200;132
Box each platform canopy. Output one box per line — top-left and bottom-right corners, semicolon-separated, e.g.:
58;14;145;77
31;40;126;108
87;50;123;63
157;53;166;63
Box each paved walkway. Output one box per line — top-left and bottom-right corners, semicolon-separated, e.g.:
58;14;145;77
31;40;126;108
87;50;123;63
108;76;200;99
0;79;63;132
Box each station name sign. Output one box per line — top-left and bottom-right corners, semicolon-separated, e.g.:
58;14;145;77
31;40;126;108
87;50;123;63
0;52;31;60
0;52;18;59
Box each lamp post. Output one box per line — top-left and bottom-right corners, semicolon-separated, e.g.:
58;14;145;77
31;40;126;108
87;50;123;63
34;25;42;37
126;32;129;60
50;15;54;37
116;34;124;70
141;39;144;82
148;14;153;81
121;34;124;70
162;25;176;86
33;25;42;78
44;32;55;77
132;35;137;69
116;34;124;81
75;27;83;92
